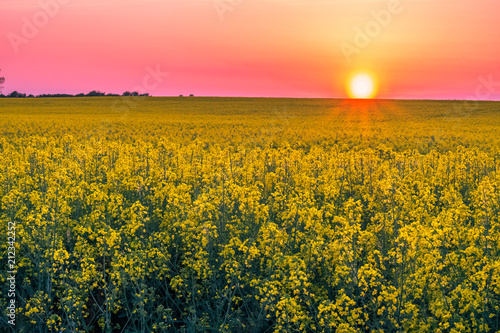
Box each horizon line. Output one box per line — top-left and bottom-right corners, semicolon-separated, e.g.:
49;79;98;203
2;94;499;103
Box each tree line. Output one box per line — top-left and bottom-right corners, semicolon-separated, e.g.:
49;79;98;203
0;90;150;98
0;70;149;98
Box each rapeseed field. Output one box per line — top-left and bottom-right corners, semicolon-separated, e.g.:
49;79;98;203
1;97;500;332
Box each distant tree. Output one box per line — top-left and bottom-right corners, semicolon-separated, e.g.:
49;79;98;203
8;91;26;98
189;94;194;97
106;93;120;96
86;90;105;97
28;94;34;98
0;70;5;93
140;93;150;97
122;91;131;97
130;91;139;97
75;93;85;97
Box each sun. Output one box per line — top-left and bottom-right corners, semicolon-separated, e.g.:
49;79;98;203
348;73;377;99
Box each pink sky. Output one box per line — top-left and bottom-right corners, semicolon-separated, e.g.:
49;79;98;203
1;0;499;99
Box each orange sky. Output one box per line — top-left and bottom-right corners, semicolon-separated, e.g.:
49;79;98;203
1;0;499;99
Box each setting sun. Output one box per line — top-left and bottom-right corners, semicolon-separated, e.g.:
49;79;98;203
348;73;377;99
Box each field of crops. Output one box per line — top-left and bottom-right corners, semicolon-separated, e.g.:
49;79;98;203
1;97;500;332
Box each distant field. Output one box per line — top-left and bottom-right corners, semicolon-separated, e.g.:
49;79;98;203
1;97;499;151
1;97;500;332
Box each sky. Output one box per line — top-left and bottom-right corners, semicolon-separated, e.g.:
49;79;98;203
1;0;499;100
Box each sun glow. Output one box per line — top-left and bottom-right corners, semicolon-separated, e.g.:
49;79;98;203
348;73;377;99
